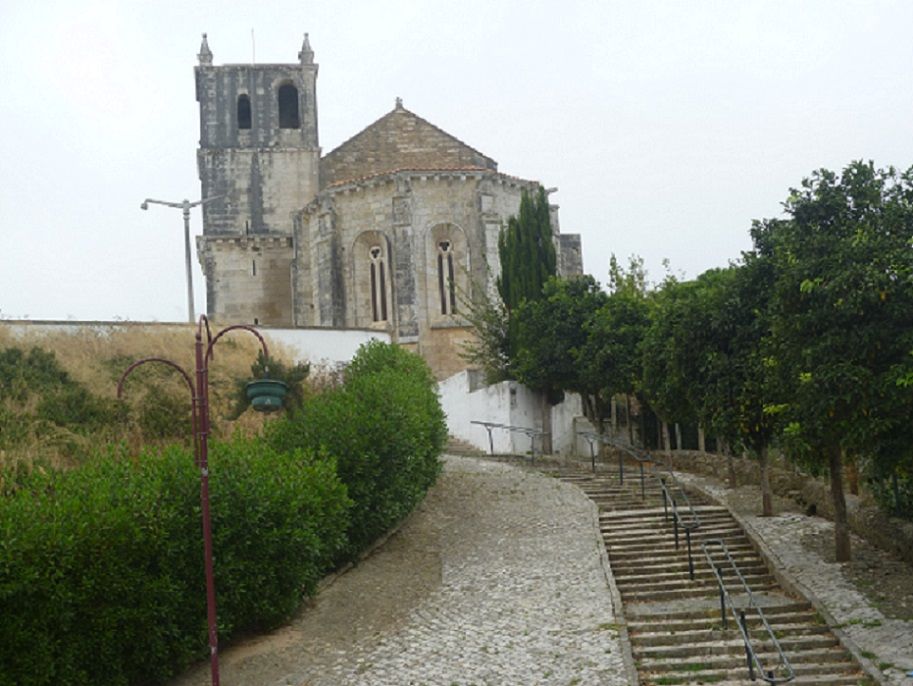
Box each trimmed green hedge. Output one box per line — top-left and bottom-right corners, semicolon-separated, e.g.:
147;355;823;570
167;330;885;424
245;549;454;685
0;440;350;686
0;341;445;686
268;341;446;559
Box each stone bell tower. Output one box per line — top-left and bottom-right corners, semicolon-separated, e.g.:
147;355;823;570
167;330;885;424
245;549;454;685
194;33;320;325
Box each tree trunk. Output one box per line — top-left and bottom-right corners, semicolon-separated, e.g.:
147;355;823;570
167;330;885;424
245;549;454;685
845;451;859;496
719;439;737;488
611;396;618;435
626;395;634;445
540;392;553;455
828;444;852;562
674;423;682;451
698;426;706;453
759;444;773;517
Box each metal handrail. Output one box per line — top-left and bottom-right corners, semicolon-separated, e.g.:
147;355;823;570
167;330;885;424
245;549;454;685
655;468;702;579
471;421;550;461
600;435;651;495
702;539;795;684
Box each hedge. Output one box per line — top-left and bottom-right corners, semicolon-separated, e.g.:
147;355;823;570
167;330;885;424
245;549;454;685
0;439;350;686
268;341;446;559
0;341;445;685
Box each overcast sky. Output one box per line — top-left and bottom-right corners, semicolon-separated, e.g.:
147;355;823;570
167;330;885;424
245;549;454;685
1;0;911;321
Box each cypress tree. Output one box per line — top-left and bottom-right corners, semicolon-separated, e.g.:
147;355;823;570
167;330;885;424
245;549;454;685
496;186;557;312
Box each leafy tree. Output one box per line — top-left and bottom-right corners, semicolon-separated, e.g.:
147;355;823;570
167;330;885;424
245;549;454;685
513;275;607;407
580;255;651;434
759;161;913;560
639;275;702;440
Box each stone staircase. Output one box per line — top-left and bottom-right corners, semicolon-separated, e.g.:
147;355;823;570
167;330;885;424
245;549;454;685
445;436;488;457
559;467;872;686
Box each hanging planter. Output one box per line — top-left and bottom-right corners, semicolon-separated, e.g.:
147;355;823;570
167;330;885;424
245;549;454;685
245;378;289;413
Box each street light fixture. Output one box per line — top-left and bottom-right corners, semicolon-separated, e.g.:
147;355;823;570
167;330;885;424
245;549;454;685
117;315;287;686
140;195;225;323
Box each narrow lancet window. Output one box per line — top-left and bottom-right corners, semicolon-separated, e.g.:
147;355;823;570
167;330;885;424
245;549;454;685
278;84;300;129
369;246;388;322
237;94;252;129
438;240;456;315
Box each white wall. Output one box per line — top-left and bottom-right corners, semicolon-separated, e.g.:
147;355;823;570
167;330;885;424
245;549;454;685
439;369;584;456
0;320;390;368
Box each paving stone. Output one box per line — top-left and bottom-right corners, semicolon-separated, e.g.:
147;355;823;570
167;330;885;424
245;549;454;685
171;455;628;686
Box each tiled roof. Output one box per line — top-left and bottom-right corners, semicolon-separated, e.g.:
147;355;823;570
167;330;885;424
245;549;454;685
319;104;498;189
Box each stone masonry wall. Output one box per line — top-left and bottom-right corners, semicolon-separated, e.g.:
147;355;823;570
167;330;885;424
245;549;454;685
320;105;497;188
197;235;294;325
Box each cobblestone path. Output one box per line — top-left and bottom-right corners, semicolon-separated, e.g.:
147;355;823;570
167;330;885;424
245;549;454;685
170;455;629;686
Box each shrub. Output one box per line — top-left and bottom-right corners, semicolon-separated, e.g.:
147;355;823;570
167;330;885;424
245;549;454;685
268;341;446;558
136;383;192;441
0;438;350;686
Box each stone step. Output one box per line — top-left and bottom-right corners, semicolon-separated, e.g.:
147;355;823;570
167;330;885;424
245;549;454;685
628;602;814;624
614;562;769;584
602;528;745;546
640;646;851;672
624;582;780;603
607;545;758;565
555;467;867;686
640;660;862;686
615;570;773;591
634;630;839;659
631;612;821;635
633;622;833;647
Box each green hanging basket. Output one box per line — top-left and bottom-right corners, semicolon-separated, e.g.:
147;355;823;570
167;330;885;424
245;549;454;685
245;378;289;413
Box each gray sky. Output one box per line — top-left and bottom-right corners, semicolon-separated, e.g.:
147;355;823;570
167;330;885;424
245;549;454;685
1;0;911;321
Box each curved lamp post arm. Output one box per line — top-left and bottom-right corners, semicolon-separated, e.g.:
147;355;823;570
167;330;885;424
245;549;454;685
116;357;200;463
205;324;270;368
117;357;195;400
197;314;214;360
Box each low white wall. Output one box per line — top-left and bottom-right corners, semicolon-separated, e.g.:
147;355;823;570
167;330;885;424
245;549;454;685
0;320;390;368
260;327;390;367
438;371;514;453
439;370;584;456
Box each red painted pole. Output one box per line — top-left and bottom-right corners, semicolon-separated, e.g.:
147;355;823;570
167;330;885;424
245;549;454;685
195;330;220;686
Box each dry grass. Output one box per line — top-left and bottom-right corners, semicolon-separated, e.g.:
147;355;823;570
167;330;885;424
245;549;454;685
0;323;301;470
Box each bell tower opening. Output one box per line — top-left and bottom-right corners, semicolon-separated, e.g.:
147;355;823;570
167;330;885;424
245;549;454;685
278;84;300;129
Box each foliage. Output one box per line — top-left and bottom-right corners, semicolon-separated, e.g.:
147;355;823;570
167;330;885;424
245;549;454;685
0;438;350;686
580;255;652;420
639;276;703;426
0;346;71;401
267;341;446;559
136;383;192;441
496;186;557;314
513;275;607;405
759;162;913;465
459;282;512;384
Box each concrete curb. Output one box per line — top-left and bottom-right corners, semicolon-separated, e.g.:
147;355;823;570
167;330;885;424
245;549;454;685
681;475;887;686
588;496;642;686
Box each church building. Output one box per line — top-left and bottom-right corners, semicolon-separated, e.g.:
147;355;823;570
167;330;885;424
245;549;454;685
194;34;582;378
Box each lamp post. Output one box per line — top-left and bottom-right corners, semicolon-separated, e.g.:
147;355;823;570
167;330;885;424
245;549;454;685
140;195;225;323
117;315;287;686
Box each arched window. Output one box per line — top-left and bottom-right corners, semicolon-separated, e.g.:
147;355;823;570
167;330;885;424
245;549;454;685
369;246;388;322
277;84;300;129
237;94;251;129
438;240;457;315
